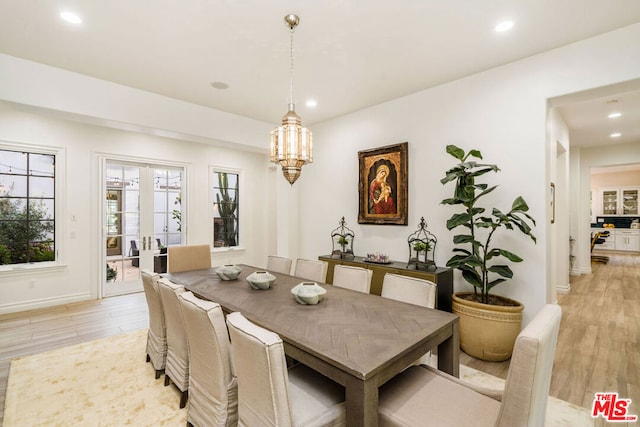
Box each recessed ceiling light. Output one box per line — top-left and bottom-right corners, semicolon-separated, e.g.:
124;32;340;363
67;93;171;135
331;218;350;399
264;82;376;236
610;132;622;138
495;20;514;33
60;11;82;25
210;81;229;90
305;99;317;108
608;112;622;119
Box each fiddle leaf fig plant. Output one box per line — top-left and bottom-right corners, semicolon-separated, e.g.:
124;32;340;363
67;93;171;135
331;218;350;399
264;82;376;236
440;145;536;304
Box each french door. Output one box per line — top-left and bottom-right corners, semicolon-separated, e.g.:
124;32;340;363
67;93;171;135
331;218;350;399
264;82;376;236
103;160;183;297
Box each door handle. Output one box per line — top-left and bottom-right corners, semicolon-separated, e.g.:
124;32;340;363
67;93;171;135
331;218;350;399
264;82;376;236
143;236;147;251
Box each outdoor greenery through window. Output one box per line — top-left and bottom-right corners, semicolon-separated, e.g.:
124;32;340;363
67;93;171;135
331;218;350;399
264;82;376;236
213;171;239;248
0;149;55;265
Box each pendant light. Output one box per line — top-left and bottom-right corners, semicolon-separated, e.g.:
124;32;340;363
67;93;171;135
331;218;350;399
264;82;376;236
269;14;313;185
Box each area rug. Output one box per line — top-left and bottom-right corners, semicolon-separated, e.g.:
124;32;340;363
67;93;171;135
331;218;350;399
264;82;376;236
3;329;186;426
5;329;592;426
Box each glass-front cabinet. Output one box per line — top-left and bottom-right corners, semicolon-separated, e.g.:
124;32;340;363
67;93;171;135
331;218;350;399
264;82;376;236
602;189;618;215
622;189;639;215
600;188;639;216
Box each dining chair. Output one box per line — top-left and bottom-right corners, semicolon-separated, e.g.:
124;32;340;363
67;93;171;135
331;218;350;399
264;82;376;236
167;244;212;273
141;269;166;379
378;304;562;427
381;273;437;365
332;265;373;294
178;291;238;427
226;312;346;427
293;258;328;283
381;273;437;308
266;255;292;275
157;278;190;409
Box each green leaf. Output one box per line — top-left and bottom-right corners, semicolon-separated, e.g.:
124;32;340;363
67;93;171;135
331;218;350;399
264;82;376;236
446;213;471;229
487;278;507;290
461;269;483;287
488;265;514;278
497;249;523;262
446;145;465;160
453;234;477;244
511;196;529;212
468;149;483;160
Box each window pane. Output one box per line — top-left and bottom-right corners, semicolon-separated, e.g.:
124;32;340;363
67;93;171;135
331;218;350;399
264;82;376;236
30;154;55;177
29;176;54;198
0;151;26;174
30;199;54;220
212;171;239;247
0;149;56;265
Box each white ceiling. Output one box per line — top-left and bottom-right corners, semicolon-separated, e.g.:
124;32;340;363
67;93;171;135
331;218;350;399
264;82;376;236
1;0;640;147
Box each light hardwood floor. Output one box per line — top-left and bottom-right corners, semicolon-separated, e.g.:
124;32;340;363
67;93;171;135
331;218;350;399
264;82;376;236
1;252;638;424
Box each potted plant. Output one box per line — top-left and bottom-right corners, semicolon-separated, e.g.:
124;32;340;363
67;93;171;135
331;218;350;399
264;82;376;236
106;263;117;282
440;145;536;361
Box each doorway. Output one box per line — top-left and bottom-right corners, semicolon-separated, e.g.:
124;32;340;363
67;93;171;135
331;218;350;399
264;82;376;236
102;160;184;297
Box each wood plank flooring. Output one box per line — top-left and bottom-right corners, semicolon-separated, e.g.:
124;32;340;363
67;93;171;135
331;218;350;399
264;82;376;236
1;252;638;424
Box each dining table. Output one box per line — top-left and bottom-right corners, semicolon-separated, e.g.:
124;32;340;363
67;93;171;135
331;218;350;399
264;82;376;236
165;264;459;427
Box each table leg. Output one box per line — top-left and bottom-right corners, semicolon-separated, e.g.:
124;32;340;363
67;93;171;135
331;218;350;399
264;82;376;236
345;375;379;427
437;321;460;377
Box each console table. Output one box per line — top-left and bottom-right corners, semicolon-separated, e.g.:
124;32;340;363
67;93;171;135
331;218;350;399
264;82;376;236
319;255;453;312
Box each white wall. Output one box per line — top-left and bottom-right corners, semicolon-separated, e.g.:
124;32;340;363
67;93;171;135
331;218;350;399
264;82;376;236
0;105;270;313
299;24;640;325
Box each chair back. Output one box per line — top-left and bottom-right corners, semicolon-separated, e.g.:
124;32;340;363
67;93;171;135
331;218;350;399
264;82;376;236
333;265;372;294
381;273;437;308
157;278;189;392
226;312;294;426
266;255;292;275
141;269;166;372
178;291;237;426
496;304;562;427
167;244;212;273
293;258;328;283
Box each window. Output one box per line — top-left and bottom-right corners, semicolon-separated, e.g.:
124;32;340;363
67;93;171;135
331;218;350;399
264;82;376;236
0;149;56;265
212;170;239;248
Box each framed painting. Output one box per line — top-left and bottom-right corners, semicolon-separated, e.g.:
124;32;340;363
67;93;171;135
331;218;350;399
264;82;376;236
358;142;408;225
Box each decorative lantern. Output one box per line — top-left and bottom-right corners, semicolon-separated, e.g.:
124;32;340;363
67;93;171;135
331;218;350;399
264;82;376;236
331;217;355;259
407;217;437;271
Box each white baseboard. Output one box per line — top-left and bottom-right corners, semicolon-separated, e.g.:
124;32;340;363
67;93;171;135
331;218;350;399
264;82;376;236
0;292;92;315
556;283;571;295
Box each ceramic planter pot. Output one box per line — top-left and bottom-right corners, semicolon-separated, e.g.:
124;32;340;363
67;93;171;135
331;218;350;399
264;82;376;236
452;292;523;362
246;271;276;290
291;282;327;305
216;264;242;280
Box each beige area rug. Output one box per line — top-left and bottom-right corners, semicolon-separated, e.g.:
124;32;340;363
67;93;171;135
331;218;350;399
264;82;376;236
5;329;593;426
3;329;186;426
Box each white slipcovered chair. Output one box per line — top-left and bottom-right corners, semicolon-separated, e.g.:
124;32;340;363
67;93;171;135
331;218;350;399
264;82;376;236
381;273;437;365
178;291;237;427
167;244;212;273
332;265;373;294
293;258;328;283
378;304;562;426
141;269;166;379
266;255;293;275
381;273;437;308
226;312;346;427
157;278;190;408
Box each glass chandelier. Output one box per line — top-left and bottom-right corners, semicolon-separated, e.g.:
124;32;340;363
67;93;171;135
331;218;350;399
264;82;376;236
270;14;313;185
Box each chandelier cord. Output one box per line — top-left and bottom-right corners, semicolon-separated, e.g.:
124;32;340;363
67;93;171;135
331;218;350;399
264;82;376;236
289;25;295;106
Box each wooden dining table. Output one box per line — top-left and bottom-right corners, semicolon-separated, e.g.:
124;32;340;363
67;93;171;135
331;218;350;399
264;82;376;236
165;264;459;427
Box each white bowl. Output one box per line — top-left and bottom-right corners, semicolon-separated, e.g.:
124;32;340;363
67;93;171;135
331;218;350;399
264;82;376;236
291;282;327;305
216;264;242;280
246;271;276;290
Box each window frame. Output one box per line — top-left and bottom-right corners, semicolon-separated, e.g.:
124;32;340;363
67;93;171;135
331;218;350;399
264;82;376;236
0;141;65;272
211;166;243;252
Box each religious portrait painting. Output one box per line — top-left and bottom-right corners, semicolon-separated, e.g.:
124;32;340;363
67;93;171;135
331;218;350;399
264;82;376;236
358;142;408;225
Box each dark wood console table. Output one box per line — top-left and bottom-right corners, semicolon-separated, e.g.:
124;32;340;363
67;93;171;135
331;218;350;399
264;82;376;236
319;255;453;312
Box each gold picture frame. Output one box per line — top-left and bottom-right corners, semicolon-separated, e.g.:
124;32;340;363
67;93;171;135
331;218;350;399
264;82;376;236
358;142;408;225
